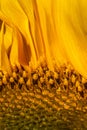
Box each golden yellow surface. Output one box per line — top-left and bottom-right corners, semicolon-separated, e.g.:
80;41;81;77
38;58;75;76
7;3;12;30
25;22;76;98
0;0;87;78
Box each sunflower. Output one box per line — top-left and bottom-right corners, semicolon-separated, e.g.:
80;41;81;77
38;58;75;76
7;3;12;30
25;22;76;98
0;0;87;129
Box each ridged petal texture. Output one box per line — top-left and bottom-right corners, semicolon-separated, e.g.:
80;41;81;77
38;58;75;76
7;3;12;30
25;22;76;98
0;0;87;77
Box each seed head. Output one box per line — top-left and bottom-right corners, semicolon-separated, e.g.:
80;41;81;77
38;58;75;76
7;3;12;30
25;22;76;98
38;66;44;76
82;77;87;84
22;71;27;78
19;77;24;84
33;73;38;80
40;77;45;84
3;71;8;78
71;75;76;83
63;78;68;86
10;77;14;83
46;71;51;77
12;64;18;72
77;85;83;92
12;72;17;79
2;76;7;85
49;78;54;85
26;79;31;86
76;81;80;87
54;72;59;79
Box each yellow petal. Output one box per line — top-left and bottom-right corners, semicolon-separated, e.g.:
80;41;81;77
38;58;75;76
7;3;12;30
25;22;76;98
33;0;54;70
0;21;11;73
18;0;46;65
53;0;87;78
4;24;13;51
0;0;28;36
0;0;37;66
10;27;30;66
0;0;87;78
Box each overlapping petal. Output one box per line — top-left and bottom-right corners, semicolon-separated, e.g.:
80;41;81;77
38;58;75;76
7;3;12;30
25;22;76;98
0;21;11;73
0;0;87;77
